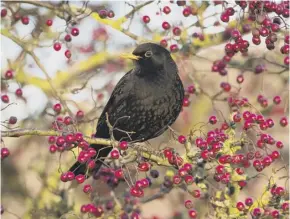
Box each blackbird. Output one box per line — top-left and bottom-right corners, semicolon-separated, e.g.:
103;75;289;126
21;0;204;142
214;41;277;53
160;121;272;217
69;42;184;177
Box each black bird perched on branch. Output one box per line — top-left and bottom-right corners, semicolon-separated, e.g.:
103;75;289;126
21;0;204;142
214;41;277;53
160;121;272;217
69;42;184;177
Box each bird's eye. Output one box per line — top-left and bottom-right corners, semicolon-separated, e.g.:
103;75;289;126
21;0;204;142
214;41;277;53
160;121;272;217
144;50;153;57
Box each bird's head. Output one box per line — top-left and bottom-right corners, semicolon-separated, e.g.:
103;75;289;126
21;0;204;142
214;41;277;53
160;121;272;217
121;43;174;73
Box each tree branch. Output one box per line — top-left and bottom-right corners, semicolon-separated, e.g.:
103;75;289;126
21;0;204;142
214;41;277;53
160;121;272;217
1;128;173;168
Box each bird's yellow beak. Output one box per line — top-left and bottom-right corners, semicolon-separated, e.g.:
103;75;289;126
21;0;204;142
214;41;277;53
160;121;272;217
120;53;141;60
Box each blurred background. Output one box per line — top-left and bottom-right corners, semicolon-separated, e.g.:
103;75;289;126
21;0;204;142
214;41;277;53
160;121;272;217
1;1;289;219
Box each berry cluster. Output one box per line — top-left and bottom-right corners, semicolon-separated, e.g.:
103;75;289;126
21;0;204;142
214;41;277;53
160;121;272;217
235;184;289;218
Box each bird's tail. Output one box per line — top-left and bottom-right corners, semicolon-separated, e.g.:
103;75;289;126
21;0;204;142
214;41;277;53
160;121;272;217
69;144;112;177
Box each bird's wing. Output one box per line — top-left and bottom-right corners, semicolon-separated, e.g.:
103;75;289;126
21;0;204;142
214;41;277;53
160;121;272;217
95;70;134;138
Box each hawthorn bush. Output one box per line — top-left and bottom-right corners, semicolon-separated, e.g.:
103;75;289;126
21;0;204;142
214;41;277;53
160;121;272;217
1;1;289;219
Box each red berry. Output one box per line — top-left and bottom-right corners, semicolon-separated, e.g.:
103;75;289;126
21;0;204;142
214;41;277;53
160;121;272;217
183;97;190;106
281;202;289;211
209;116;217;124
83;184;92;193
233;113;241;123
170;44;178;53
53;42;61;51
75;174;85;184
67;171;75;181
142;15;150;23
162;21;171;30
98;9;107;19
271;210;279;218
130;186;144;198
107;10;115;18
284;56;289;65
220;13;229;22
276;141;284;149
236;167;244;175
253;208;262;217
8;116;17;124
184;175;194;185
64;34;72;42
48;136;56;144
53;103;62;113
283;9;290;18
188;209;197;218
236;74;244;84
110;149;119;159
220;82;231;92
178;135;186;144
184;200;193;209
160;39;168;47
85;160;94;170
140;178;150;188
76;110;84;119
275;186;285;196
87;148;96;157
281;44;290;54
71;28;79;36
221;123;229;130
1;148;10;159
60;173;68;182
65;134;75;143
271;23;280;32
138;162;150;172
1;9;7;17
15;88;23;97
163;148;173;158
192;189;201;198
271;151;280;159
49;144;57;153
201;150;209;160
266;118;274;128
273;96;281;104
262;156;272;166
236;202;245;211
46;19;53;26
252;36;261;45
63;116;73;125
285;35;290;44
5;70;13;79
255;64;265;74
280;117;288;127
226;7;235;16
245;197;253;206
65;50;71;59
173;175;182;184
163;6;171;14
1;95;9;103
114;169;124;179
259;121;268;130
231;29;240;39
187;85;195;94
56;136;65;146
173;27;181;36
183;7;191;17
119;141;128;150
21;16;29;25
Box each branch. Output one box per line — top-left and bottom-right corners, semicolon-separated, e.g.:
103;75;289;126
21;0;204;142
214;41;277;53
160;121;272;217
1;128;174;168
125;1;154;18
1;129;112;145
